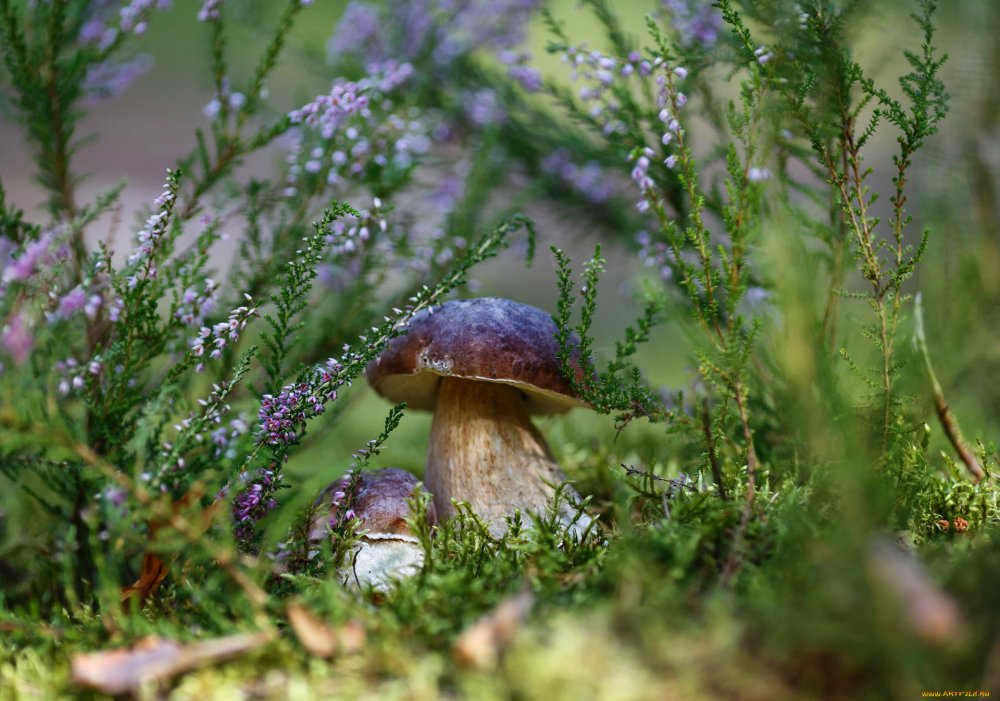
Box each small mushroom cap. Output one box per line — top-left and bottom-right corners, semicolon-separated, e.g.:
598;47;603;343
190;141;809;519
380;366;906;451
317;467;436;535
366;297;588;415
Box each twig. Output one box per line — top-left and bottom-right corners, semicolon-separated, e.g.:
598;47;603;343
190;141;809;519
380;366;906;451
701;399;727;501
720;384;757;586
913;294;985;482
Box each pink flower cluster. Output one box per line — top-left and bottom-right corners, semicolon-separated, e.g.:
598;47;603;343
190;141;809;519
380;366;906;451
190;294;259;372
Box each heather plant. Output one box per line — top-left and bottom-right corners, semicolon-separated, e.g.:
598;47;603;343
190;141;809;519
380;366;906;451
0;0;998;698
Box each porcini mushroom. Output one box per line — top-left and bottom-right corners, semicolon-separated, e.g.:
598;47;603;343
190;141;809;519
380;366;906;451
315;467;435;591
365;297;594;537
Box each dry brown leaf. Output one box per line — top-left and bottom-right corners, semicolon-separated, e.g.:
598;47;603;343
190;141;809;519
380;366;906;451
70;631;274;695
453;588;535;669
868;538;965;644
287;603;365;658
287;604;336;657
121;552;169;605
120;487;223;606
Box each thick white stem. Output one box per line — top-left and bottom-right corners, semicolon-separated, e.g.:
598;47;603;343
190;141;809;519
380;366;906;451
426;376;589;536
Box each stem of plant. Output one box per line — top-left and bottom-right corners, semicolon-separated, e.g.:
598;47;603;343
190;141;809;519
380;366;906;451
914;294;985;482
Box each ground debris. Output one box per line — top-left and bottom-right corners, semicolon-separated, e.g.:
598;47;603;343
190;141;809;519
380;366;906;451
453;587;535;669
287;602;366;658
70;631;274;695
867;538;965;644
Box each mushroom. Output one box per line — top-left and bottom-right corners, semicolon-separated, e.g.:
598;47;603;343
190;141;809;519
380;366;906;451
365;297;594;537
315;467;435;591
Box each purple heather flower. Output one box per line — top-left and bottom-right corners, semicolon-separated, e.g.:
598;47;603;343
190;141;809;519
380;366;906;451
663;0;723;49
257;381;328;447
1;313;32;364
285;63;425;193
508;64;543;92
327;0;541;72
80;18;116;48
108;296;125;322
744;286;768;307
466;89;503;126
85;294;103;320
83;54;154;103
54;286;88;320
500;49;543;92
637;230;677;285
176;278;220;326
98;485;128;516
190;294;259;369
2;231;61;287
541;149;613;203
126;212;166;267
198;0;224;22
119;0;171;34
257;359;346;447
203;98;222;120
230;467;283;549
748;167;772;182
327;1;384;60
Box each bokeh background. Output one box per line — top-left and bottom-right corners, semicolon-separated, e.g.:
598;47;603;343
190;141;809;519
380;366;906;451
2;0;998;491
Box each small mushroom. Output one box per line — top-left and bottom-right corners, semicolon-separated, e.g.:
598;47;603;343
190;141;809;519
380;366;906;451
315;467;435;591
366;297;594;537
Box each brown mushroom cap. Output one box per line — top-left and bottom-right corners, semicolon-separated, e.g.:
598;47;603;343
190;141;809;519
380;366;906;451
317;467;436;535
366;297;588;415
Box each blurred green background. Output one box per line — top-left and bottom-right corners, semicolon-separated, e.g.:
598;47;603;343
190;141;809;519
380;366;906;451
1;0;997;496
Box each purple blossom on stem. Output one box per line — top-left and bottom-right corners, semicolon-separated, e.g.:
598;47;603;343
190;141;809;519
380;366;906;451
500;50;543;92
321;199;387;258
124;173;179;289
508;64;543;92
754;46;773;64
176;278;220;326
83;54;154;104
1;230;64;289
1;313;33;364
257;359;346;448
327;0;541;69
322;471;360;532
622;58;689;214
98;485;128;516
540;149;614;203
80;18;115;48
197;0;223;22
119;0;172;35
55;358;81;395
53;286;88;321
210;416;249;458
327;1;383;59
231;467;282;548
561;45;662;136
202;78;247;120
637;230;676;284
190;295;259;371
630;147;658;213
284;63;424;195
662;0;723;48
257;381;330;447
466;88;504;126
289;62;413;136
55;355;107;395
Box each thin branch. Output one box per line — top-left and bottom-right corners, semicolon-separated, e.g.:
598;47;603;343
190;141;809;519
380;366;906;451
914;294;985;482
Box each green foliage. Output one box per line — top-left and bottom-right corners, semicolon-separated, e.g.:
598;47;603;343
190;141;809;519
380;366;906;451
260;203;360;391
0;0;998;699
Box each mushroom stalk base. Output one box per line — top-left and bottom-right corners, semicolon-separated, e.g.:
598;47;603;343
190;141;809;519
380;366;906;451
426;376;590;537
